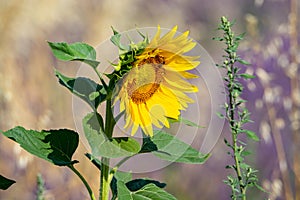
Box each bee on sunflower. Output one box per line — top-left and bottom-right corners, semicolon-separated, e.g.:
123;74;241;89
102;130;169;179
109;26;200;137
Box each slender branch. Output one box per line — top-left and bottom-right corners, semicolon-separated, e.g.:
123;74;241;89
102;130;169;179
68;165;96;200
85;153;102;171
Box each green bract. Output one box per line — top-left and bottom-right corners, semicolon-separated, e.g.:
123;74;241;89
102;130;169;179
107;28;149;87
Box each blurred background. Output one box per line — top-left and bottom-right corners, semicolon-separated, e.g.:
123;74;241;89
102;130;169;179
0;0;299;199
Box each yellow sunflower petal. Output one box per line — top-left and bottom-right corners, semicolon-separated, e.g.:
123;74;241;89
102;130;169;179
157;86;181;118
179;71;199;79
148;103;170;128
163;69;198;92
137;104;153;136
148;25;161;48
131;123;139;136
158;26;178;45
145;104;163;128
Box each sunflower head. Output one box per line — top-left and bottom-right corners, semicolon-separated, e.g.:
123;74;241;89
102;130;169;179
111;26;200;137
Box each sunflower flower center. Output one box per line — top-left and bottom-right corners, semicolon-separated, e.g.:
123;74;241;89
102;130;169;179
126;54;165;104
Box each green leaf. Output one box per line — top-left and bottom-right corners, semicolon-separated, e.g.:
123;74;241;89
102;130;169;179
255;183;268;193
110;27;128;51
237;58;250;65
83;113;140;158
139;136;158;153
167;117;204;128
55;70;106;109
216;112;225;119
48;41;100;68
111;171;133;199
240;73;255;79
241;150;252;156
126;179;166;192
212;37;224;41
89;91;100;101
244;130;259;142
146;130;209;164
0;175;15;190
235;33;246;41
2;127;79;166
117;182;177;200
114;171;133;183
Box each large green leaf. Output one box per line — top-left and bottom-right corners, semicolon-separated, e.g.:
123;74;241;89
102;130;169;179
2;127;79;166
112;176;168;200
144;130;209;164
117;182;176;200
111;171;133;199
48;41;100;68
83;113;140;158
0;175;15;190
55;70;106;109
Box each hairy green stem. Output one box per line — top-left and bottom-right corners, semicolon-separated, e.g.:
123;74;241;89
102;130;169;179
228;52;246;200
105;99;115;138
218;16;256;199
68;165;96;200
100;158;110;200
100;98;115;200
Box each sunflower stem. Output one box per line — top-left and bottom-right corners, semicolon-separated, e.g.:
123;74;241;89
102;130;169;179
100;158;110;200
100;98;115;200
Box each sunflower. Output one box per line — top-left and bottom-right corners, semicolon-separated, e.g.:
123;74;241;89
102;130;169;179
116;26;200;137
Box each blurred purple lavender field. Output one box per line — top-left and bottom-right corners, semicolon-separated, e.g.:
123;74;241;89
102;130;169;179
0;0;299;199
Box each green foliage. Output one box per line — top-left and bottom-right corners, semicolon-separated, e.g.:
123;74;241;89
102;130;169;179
117;182;176;200
83;112;141;158
110;171;131;199
125;179;166;191
141;130;209;164
214;16;262;199
110;171;171;200
55;70;107;109
0;175;15;190
48;41;100;68
2;127;79;166
139;136;158;153
110;27;129;51
107;27;149;88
